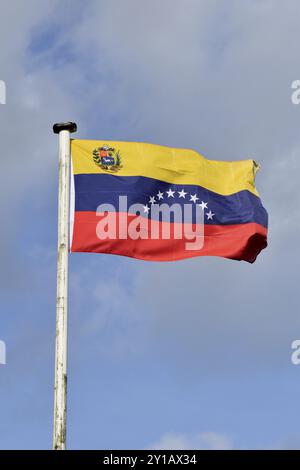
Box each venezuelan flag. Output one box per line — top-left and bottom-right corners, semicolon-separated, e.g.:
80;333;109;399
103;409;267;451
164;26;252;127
70;140;268;263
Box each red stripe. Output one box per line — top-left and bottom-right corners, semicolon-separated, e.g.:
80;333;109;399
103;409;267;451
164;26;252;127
71;211;268;263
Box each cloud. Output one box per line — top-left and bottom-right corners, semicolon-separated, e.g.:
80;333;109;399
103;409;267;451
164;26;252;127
68;257;145;360
20;0;298;377
0;0;83;291
150;431;300;450
149;431;233;450
270;435;300;450
51;0;300;375
1;0;300;449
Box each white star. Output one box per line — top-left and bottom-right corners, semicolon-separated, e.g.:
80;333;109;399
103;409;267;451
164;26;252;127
206;210;215;220
199;201;208;210
157;191;164;200
143;205;150;214
149;196;156;204
178;189;187;198
190;194;199;203
166;188;175;198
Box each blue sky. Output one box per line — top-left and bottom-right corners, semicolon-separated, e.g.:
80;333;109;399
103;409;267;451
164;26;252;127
0;0;300;449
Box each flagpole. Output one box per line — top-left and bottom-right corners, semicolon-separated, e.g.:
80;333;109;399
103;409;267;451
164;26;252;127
52;121;77;450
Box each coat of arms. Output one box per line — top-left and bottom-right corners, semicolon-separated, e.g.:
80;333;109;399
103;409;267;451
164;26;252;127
93;145;122;172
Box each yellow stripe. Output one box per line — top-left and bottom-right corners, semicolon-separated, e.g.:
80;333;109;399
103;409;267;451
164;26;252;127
71;139;260;197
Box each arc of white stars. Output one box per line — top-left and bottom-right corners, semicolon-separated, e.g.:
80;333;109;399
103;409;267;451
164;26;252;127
190;193;199;203
166;188;175;198
178;189;187;198
199;201;208;210
142;191;216;221
206;210;215;220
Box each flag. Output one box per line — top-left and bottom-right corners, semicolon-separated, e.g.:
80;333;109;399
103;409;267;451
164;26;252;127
70;140;268;263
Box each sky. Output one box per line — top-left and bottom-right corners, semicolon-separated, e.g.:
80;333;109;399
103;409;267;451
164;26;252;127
0;0;300;450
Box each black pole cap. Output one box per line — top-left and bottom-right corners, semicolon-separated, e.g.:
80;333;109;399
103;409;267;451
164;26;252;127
53;122;77;134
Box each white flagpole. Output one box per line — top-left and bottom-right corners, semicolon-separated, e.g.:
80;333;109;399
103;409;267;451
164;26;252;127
53;122;77;450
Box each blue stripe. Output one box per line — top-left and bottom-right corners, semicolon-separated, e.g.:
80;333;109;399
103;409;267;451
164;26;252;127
74;174;268;227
